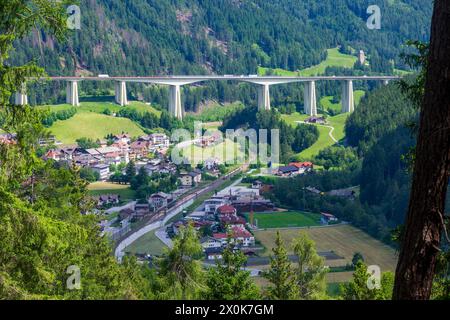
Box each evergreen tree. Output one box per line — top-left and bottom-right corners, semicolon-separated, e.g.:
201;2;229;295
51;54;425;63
340;261;394;300
203;242;260;300
157;224;204;299
292;233;327;300
263;231;298;300
125;160;136;184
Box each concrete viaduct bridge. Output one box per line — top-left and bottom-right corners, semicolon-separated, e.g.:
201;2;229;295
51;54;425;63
15;75;400;119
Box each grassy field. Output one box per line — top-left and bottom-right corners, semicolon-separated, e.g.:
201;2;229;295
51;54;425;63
281;89;365;160
320;90;365;114
124;230;166;256
254;224;398;272
244;211;321;229
258;48;357;76
49;112;145;144
87;182;136;200
176;138;244;166
38;99;161;116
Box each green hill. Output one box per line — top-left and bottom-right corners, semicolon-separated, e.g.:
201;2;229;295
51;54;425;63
49;112;145;144
258;48;358;76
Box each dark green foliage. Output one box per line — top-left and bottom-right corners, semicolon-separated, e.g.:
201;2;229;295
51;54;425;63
42;107;77;127
315;146;359;170
203;243;260;300
220;106;318;163
75;137;100;149
79;166;99;182
8;0;432;109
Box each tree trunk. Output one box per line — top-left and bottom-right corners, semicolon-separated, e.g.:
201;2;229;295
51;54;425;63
393;0;450;299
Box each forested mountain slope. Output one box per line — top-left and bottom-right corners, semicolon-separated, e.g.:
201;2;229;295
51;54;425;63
10;0;432;77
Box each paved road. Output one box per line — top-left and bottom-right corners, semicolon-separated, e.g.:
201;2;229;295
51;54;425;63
114;166;245;260
105;201;136;214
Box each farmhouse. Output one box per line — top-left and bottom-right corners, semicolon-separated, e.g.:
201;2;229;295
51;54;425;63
289;161;313;173
321;212;338;225
305;116;327;124
276;165;300;177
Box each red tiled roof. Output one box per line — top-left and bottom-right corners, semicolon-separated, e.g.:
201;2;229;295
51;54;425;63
289;162;313;168
213;233;228;239
217;205;236;215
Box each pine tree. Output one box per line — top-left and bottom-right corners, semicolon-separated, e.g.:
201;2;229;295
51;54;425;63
203;242;260;300
341;261;394;300
157;223;205;299
263;231;298;300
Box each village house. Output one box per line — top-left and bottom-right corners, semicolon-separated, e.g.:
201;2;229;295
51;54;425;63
216;204;237;216
129;140;149;160
134;203;150;219
305;116;327;124
251;180;263;189
321;212;339;225
219;214;246;227
204;196;229;214
204;247;223;260
179;170;202;187
43;149;61;161
90;164;110;181
212;225;255;247
289;161;314;174
231;197;275;213
119;208;134;220
276;165;300;177
149;133;170;147
200;236;223;249
113;133;131;145
96;194;120;207
149;192;172;211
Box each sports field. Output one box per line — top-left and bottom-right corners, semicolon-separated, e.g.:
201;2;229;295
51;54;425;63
245;211;321;229
254;224;398;272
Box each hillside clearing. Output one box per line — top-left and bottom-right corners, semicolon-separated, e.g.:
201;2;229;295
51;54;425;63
48;112;145;144
258;48;357;76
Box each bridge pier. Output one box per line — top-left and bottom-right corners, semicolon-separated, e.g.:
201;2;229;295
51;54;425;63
115;81;128;106
169;84;183;120
14;84;28;105
257;84;271;111
303;81;317;116
341;80;354;113
383;80;390;85
66;81;79;106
